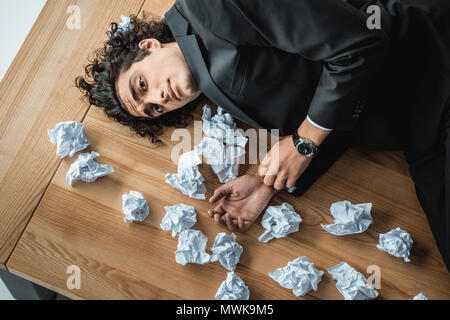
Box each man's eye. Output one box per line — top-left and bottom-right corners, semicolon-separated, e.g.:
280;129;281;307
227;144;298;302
139;77;146;90
153;104;163;113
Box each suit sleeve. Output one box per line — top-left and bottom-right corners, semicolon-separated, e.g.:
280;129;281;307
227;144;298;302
176;0;389;130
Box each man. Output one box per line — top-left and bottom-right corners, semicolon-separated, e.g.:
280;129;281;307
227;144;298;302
76;0;450;270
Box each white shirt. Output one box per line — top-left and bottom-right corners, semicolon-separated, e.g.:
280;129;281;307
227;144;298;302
307;115;333;131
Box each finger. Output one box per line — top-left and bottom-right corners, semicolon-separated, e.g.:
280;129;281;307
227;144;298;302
266;161;280;175
243;221;252;231
258;162;269;176
209;184;232;203
234;218;252;231
238;217;245;230
237;219;253;231
264;173;277;187
261;151;272;166
214;213;226;227
286;178;297;189
274;174;288;191
225;214;236;232
212;203;226;216
258;150;273;176
208;209;218;218
266;144;280;175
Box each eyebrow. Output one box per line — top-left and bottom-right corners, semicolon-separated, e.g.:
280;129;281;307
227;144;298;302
129;72;141;103
123;72;156;119
116;81;151;118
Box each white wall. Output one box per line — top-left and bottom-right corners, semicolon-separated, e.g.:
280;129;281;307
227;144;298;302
0;0;47;300
0;0;47;82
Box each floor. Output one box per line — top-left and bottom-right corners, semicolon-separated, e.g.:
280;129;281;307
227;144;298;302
0;0;46;301
0;279;14;300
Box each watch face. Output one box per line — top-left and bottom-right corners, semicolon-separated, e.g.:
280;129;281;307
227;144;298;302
296;141;314;156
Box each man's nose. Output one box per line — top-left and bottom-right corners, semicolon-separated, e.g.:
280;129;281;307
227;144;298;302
155;88;167;105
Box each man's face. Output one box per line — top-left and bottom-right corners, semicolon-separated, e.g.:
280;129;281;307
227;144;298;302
115;38;201;118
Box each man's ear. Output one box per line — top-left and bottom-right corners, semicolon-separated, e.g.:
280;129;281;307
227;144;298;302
138;38;161;50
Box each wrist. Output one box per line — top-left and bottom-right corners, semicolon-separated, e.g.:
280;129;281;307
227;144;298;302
254;174;280;196
297;117;331;147
262;184;280;197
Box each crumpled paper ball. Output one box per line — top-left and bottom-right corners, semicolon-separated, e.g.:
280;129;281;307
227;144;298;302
202;105;248;148
175;229;211;266
259;202;302;242
160;204;197;237
210;233;243;271
321;200;373;235
165;150;207;199
48;121;90;158
65;151;114;186
328;262;378;300
412;292;428;300
269;256;324;296
122;191;149;223
195;137;245;183
377;227;413;262
215;271;250;300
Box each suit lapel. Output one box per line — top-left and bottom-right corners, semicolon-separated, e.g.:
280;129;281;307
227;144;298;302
165;5;263;129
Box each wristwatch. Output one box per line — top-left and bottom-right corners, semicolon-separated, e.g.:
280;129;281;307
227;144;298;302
292;131;319;157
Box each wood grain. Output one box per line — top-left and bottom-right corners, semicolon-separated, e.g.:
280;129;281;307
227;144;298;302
8;100;450;299
0;0;145;267
4;0;450;299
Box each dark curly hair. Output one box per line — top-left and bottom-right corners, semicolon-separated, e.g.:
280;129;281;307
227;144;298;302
75;13;202;143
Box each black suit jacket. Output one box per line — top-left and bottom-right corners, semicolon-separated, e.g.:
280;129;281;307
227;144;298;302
165;0;450;151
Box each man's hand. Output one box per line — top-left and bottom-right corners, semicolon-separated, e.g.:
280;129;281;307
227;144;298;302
258;117;331;190
258;136;312;190
208;174;278;232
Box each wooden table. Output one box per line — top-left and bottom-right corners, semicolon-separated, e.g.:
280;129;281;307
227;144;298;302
1;0;449;299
